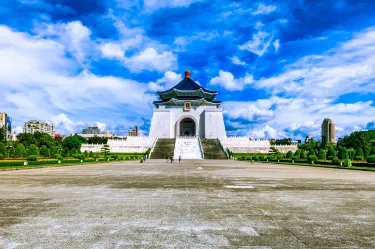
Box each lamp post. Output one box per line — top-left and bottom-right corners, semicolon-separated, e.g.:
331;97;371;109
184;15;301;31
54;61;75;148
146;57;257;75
5;145;12;158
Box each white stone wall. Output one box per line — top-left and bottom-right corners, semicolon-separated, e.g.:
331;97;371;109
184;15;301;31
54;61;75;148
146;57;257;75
219;137;298;154
81;136;156;153
149;105;226;138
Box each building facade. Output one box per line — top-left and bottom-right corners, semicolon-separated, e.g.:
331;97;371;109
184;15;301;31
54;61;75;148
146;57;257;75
321;118;336;143
0;112;12;141
23;120;55;136
128;126;139;136
82;127;101;134
149;70;226;138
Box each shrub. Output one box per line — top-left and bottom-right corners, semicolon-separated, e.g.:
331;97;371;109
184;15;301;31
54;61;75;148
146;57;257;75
327;147;337;159
267;155;274;160
246;156;252;160
259;155;266;161
28;155;38;161
14;144;27;158
125;157;129;160
57;156;63;161
112;155;119;160
366;155;375;163
354;156;363;161
28;144;39;156
338;147;348;160
40;145;50;158
355;148;364;160
241;156;246;160
318;149;326;160
253;156;259;160
293;149;302;158
0;153;4;160
77;154;85;160
327;156;333;160
292;156;298;161
308;155;318;162
332;157;340;164
364;146;371;159
307;149;315;157
300;151;307;159
286;151;293;159
0;143;6;158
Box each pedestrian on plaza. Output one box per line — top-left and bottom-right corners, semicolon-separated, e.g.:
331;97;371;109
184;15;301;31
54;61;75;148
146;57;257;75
166;155;169;163
179;156;182;164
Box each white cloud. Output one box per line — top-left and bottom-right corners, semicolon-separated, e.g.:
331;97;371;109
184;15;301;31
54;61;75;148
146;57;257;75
256;28;375;98
248;125;279;139
239;31;274;56
148;71;182;91
125;48;177;73
0;24;155;134
231;56;246;65
251;4;277;15
209;70;254;91
273;39;280;52
51;114;107;135
143;0;203;11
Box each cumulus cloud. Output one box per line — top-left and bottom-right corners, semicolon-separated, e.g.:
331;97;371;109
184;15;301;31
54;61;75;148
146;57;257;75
51;114;107;135
0;24;154;133
148;71;183;92
209;70;254;91
143;0;203;11
231;56;246;65
251;4;277;15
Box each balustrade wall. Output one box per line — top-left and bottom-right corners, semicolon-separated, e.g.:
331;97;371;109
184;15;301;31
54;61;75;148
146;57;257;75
81;136;156;153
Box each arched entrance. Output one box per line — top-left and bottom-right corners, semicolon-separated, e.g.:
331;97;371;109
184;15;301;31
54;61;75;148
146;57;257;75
179;118;196;136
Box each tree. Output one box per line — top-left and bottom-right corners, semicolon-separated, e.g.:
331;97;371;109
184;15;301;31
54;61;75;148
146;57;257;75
300;150;307;159
0;126;6;143
337;130;375;148
28;144;39;156
371;147;375;156
87;136;108;144
40;145;50;158
14;144;27;158
327;147;337;160
0;143;6;158
308;148;315;157
318;149;326;160
364;146;371;159
17;133;37;147
338;147;348;160
286;151;293;159
101;144;110;156
355;147;364;160
293;149;302;158
63;135;87;150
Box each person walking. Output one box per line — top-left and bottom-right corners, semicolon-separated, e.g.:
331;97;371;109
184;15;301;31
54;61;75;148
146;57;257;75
179;156;182;164
166;155;169;163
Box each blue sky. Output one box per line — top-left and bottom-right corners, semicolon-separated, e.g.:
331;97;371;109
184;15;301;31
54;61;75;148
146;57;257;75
1;0;375;140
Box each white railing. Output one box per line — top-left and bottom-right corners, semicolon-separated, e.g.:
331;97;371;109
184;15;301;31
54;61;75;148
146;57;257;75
218;138;229;159
198;137;204;159
149;137;158;158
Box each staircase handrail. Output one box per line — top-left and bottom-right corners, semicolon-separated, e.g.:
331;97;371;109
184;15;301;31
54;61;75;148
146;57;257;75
149;137;158;158
198;137;204;159
218;137;229;159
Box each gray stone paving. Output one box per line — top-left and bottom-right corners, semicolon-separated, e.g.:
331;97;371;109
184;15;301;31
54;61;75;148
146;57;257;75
0;160;375;248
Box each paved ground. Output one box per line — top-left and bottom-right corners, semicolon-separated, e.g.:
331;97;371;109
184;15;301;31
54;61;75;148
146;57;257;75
0;160;375;248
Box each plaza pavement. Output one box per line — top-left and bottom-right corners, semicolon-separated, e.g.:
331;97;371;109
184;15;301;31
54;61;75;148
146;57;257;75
0;159;375;248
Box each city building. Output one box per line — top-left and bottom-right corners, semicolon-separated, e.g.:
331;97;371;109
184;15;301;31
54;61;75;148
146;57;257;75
305;136;316;143
321;118;336;143
23;120;55;136
82;126;101;134
149;70;226;138
0;112;12;141
128;126;139;136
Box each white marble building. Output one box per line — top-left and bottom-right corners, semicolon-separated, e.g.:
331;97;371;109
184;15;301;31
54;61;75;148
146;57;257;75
149;70;226;138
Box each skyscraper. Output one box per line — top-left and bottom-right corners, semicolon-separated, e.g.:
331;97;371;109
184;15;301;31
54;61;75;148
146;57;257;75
321;118;336;144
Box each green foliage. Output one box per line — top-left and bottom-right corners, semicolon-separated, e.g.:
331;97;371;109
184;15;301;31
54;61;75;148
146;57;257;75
57;156;63;160
355;147;364;160
267;155;274;160
63;135;87;150
293;149;302;158
14;144;27;158
0;153;4;159
17;133;37;147
101;144;110;156
77;154;85;160
332;157;340;164
87;135;108;144
270;147;278;153
337;130;375;148
112;154;119;160
300;150;307;159
308;155;318;162
292;156;298;161
40;145;50;157
367;155;375;163
337;147;348;160
28;144;39;156
253;155;259;160
318;149;326;160
28;155;38;161
0;143;7;158
286;151;293;159
308;148;315;157
371;147;375;156
0;126;7;143
364;146;371;159
226;148;233;158
327;147;337;160
89;151;94;158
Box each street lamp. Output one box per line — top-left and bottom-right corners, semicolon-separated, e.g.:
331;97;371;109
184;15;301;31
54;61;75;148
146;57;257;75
5;145;12;158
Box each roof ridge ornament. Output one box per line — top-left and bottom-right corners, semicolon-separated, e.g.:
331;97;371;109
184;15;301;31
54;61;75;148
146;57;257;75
185;70;191;78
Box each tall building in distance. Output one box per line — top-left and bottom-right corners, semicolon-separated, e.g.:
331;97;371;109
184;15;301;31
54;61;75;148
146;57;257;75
321;118;336;144
23;120;55;137
0;112;12;141
128;126;139;136
82;126;101;134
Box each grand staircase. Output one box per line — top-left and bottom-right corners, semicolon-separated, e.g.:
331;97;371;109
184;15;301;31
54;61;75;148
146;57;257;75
150;138;176;159
174;137;203;159
201;139;228;160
